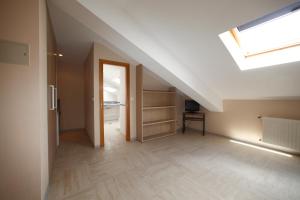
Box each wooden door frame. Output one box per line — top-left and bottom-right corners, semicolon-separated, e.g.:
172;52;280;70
99;59;130;147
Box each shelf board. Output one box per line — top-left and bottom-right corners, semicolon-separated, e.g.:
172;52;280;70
143;132;176;142
143;119;175;126
143;90;176;94
143;105;176;110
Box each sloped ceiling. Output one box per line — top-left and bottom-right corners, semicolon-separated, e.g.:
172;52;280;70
48;0;300;112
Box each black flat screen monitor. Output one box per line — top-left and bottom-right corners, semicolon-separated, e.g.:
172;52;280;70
185;100;200;112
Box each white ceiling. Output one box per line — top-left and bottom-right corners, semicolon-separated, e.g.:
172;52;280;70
48;0;300;112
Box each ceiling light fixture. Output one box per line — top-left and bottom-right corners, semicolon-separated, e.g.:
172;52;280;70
52;53;63;57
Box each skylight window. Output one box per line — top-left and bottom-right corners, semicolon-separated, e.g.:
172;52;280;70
219;2;300;70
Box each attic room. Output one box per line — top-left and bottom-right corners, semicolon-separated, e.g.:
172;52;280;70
1;0;300;200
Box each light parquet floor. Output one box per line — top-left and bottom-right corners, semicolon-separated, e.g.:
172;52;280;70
48;130;300;200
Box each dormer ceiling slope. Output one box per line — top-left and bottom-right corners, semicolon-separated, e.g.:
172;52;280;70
49;0;300;112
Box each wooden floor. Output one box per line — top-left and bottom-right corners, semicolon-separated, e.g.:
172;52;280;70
60;130;92;147
103;120;126;149
48;130;300;200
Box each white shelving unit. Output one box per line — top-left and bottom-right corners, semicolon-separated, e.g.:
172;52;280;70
136;65;177;142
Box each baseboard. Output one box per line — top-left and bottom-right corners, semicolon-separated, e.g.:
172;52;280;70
60;128;85;133
182;127;201;133
161;126;300;155
184;127;299;155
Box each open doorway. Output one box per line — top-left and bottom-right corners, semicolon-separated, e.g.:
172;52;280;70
99;60;130;147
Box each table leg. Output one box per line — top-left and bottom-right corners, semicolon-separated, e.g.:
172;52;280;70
182;116;185;133
203;117;205;136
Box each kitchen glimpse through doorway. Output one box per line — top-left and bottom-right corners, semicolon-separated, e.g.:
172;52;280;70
99;60;130;147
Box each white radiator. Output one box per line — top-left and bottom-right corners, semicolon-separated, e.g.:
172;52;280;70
262;117;300;151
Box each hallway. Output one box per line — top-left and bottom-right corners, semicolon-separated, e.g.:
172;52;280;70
60;130;92;147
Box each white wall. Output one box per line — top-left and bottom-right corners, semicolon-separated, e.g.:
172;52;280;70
119;68;126;135
39;0;49;199
58;63;85;131
175;96;300;152
84;47;94;144
104;91;117;101
0;0;48;199
143;68;171;91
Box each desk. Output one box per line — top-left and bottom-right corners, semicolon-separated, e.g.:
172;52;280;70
182;112;205;135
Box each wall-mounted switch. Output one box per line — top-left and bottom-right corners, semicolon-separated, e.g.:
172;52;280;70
0;40;29;65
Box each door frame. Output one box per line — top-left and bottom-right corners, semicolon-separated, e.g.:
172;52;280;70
99;59;130;147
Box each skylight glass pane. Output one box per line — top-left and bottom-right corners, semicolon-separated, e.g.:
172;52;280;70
237;9;300;56
219;2;300;70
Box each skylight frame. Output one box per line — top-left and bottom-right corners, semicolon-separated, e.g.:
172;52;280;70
219;2;300;70
231;26;300;58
